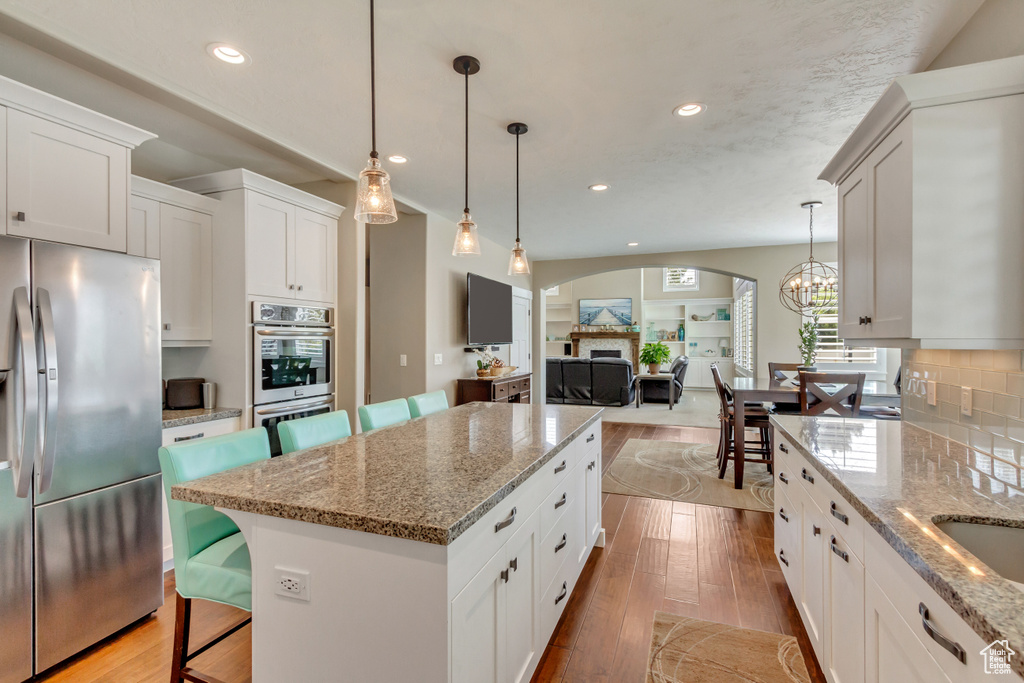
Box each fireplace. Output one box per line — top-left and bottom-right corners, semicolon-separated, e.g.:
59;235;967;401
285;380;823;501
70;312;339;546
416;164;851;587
591;350;622;359
569;331;641;371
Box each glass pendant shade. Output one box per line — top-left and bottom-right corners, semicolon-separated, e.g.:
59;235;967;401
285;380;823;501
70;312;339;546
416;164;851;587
508;239;530;275
452;211;481;256
354;156;397;224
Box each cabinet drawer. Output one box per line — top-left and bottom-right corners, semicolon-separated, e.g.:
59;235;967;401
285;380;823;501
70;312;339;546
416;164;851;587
774;438;797;492
540;475;574;541
797;458;865;562
774;483;799;583
161;417;239;446
519;391;531;404
540;500;576;595
539;440;576;496
520;377;531;392
493;382;509;400
580;422;601;460
509;380;521;394
541;549;578;640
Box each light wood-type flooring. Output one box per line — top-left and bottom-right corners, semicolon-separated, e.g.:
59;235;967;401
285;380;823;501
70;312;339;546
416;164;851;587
34;422;823;683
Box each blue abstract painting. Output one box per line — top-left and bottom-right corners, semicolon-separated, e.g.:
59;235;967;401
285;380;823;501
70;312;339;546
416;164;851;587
579;298;632;326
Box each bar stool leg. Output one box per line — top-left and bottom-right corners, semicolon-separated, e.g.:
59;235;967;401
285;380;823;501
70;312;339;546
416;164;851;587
171;593;192;683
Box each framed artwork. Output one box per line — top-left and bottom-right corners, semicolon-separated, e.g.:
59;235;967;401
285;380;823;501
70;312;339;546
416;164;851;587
572;324;580;332
668;331;678;341
579;298;632;326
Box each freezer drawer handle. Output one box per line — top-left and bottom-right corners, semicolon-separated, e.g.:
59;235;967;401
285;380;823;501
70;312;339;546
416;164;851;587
830;536;849;563
919;603;967;664
830;501;849;525
495;507;517;533
174;433;205;442
554;460;567;474
801;468;815;484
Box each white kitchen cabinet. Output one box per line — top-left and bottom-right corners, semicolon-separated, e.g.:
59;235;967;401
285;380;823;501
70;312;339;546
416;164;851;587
824;531;865;683
129;195;160;258
504;513;540;683
246;191;294;300
683;358;734;389
821;55;1024;349
865;574;951;683
293;207;336;303
580;424;603;551
798;497;827;663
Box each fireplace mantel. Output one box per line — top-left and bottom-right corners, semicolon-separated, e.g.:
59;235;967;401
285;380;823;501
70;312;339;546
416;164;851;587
569;331;641;371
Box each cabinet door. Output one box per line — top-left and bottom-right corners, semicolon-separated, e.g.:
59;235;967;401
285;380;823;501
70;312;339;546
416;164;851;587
7;110;128;252
583;449;602;550
865;574;951;683
505;512;539;683
867;121;912;339
160;205;212;343
825;532;865;683
293;207;335;302
246;191;295;299
798;499;826;663
838;162;871;338
129;195;161;258
451;547;507;683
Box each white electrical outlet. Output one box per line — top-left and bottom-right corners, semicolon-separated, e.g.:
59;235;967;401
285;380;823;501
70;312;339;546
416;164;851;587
961;386;973;417
434;353;443;365
274;567;310;601
400;354;407;367
926;381;937;406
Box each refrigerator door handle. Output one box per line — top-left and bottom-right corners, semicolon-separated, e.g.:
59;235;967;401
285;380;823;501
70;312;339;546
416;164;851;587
9;286;38;498
36;287;58;494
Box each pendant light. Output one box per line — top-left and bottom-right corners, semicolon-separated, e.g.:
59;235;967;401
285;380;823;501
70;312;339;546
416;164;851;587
354;0;398;224
452;55;482;256
779;201;838;314
507;122;530;275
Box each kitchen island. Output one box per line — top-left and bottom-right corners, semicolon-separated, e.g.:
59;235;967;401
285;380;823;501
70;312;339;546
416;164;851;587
173;402;604;683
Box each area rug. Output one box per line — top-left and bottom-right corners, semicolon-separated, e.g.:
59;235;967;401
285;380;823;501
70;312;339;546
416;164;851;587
598;391;721;429
602;439;773;512
647;611;810;683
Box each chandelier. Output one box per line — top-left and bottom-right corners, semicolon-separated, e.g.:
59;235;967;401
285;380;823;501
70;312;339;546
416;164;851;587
779;201;837;314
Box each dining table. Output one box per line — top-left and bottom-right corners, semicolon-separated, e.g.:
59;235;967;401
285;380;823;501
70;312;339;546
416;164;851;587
728;375;898;489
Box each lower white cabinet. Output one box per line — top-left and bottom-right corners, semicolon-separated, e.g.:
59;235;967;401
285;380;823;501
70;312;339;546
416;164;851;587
684;358;734;389
865;574;951;683
798;496;826;663
825;531;865;683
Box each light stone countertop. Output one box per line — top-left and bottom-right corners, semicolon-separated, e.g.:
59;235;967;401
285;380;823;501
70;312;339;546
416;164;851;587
162;407;243;429
771;415;1024;677
172;402;603;545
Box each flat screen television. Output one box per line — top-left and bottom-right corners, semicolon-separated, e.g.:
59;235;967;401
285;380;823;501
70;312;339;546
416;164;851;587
467;273;513;345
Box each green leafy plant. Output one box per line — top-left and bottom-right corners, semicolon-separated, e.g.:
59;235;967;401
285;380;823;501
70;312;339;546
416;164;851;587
798;316;819;367
639;342;672;366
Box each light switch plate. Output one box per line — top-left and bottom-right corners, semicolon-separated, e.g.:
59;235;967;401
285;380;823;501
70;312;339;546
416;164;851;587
400;354;407;367
961;386;972;416
926;381;937;406
434;353;443;365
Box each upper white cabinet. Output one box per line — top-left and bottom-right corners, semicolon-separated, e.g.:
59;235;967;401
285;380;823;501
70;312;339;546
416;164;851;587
821;55;1024;349
0;75;155;251
131;176;217;345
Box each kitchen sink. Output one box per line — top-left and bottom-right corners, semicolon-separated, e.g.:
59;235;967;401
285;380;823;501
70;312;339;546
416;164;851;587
934;519;1024;584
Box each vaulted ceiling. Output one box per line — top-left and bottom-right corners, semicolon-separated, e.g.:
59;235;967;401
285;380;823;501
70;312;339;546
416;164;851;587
0;0;982;259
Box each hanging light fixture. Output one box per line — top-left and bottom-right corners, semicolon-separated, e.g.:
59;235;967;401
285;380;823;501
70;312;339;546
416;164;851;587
779;201;838;314
354;0;398;224
507;122;530;275
452;55;482;256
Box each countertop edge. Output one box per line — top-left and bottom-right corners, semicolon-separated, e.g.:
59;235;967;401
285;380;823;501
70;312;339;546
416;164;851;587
162;407;243;429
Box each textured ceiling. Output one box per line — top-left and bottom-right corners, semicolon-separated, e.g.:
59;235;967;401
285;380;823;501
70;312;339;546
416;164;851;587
0;0;981;259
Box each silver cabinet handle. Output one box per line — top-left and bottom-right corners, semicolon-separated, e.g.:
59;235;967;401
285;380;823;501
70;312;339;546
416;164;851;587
919;603;967;664
35;288;58;494
174;432;205;442
289;284;296;290
255;397;334;416
778;472;788;484
500;568;509;583
864;316;872;324
586;433;595;443
801;468;815;484
509;557;518;573
555;533;567;552
554;460;566;474
778;549;789;567
779;443;789;454
555;581;568;604
813;525;821;536
554;493;567;510
15;211;26;221
778;508;789;523
10;287;38;499
495;507;516;533
298;285;304;291
587;460;596;471
830;535;849;562
256;328;335;338
830;501;849;525
163;323;172;331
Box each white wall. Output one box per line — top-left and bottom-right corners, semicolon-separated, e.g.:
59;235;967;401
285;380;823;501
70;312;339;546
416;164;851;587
927;0;1024;70
641;268;734;301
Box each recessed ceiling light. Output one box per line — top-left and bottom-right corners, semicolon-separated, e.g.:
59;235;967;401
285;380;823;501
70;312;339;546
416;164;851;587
627;242;639;247
387;155;408;164
206;43;250;65
589;184;609;192
673;102;705;117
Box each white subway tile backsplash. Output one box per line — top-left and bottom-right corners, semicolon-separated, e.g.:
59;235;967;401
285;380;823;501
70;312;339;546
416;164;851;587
995;350;1023;373
980;371;1008;394
959;368;981;388
970;350;994;369
974;390;994;413
1007;373;1024;398
994;393;1021;419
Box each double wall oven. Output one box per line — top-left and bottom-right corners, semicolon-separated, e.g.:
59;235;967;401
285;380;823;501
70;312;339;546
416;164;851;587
252;302;335;456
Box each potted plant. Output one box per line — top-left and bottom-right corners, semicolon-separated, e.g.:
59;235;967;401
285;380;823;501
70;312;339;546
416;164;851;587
640;341;672;375
798;315;819;371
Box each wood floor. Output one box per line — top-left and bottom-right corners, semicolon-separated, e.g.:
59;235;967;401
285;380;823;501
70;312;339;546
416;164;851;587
34;421;822;683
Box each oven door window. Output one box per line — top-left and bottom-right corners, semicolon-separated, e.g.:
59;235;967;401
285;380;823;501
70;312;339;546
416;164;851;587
260;337;331;392
261;404;334;457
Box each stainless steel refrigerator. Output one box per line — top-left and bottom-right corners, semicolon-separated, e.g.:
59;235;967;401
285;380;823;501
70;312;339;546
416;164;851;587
0;235;163;681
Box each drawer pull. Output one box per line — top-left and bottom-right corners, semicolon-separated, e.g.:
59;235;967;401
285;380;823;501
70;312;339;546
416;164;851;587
15;211;26;222
554;460;567;474
586;434;596;443
555;581;568;605
830;501;849;525
555;534;567;553
778;549;789;567
812;525;821;536
778;472;788;485
174;432;205;442
495;507;517;533
919;603;967;665
801;468;815;484
587;460;596;471
830;536;849;563
554;493;568;510
509;557;518;573
779;443;789;454
500;568;509;583
778;508;789;523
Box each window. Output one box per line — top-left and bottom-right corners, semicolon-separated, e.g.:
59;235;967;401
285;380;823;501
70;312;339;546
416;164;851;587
734;281;755;374
805;263;883;372
663;267;699;291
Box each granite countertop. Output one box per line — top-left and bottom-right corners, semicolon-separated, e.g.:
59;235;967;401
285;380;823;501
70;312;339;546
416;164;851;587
172;402;602;545
162;406;243;429
771;415;1024;676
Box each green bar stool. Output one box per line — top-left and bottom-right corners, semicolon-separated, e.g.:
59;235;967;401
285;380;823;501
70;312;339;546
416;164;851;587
158;427;271;683
357;398;411;432
407;390;450;418
278;410;352;454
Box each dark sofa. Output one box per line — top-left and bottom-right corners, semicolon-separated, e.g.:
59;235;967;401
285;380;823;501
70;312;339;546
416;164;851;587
638;356;689;403
546;357;636;406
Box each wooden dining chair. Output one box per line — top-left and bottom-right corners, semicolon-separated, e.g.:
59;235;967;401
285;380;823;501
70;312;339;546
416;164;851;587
768;362;803;415
711;363;773;483
798;372;866;417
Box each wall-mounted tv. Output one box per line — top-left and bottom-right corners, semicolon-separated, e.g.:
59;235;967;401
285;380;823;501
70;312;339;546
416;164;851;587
467;273;513;345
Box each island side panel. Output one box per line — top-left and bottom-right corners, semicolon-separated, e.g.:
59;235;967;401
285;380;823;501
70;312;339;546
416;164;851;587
224;509;450;683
